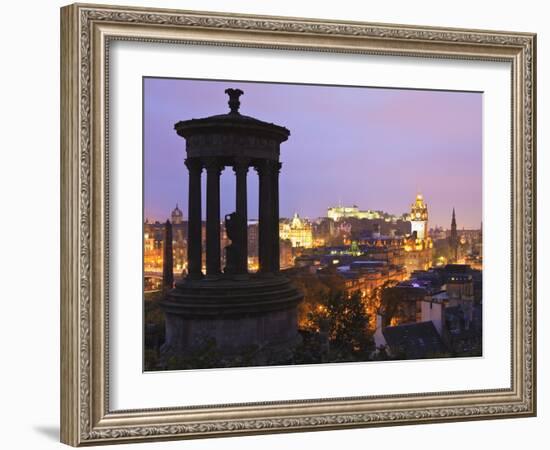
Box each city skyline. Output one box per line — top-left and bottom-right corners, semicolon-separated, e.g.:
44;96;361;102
144;78;482;229
145;202;478;231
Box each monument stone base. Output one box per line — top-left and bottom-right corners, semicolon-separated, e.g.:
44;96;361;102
159;274;303;362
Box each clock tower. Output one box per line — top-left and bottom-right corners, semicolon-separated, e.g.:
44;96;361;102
410;193;428;240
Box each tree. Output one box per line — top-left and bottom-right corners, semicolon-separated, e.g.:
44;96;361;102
288;270;330;329
307;290;374;360
380;286;425;326
364;279;399;328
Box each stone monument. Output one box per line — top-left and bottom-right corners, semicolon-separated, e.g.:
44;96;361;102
160;88;303;360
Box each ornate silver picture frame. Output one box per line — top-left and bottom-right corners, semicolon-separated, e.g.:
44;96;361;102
60;3;536;446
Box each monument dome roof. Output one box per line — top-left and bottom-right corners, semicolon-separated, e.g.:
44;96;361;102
172;204;183;216
174;88;290;143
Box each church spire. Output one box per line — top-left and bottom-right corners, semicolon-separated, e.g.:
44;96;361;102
450;208;458;263
451;207;457;231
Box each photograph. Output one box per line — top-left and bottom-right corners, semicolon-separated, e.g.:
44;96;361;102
143;78;484;371
56;2;536;446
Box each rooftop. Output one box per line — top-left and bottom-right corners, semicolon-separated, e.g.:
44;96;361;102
383;321;446;359
175;88;290;143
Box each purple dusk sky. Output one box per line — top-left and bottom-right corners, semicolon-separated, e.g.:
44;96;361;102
144;78;482;230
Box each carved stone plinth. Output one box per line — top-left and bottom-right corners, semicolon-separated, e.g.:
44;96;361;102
160;274;303;357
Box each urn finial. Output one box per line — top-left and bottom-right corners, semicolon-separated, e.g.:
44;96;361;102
225;88;244;114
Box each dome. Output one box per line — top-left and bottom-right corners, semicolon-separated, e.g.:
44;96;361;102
410;194;428;221
171;204;183;224
291;213;303;228
412;193;427;208
174;88;290;142
174;89;290;165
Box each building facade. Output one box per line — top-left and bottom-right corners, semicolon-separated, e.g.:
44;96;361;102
279;213;314;248
410;194;428;240
403;194;433;272
144;204;188;276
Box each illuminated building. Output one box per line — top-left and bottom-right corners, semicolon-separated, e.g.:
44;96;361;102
171;203;183;224
431;226;447;240
443;209;483;267
314;261;407;298
327;205;406;223
403;194;433;272
144;220;164;274
143;204;188;277
280;238;294;269
432;213;482;269
337;221;352;245
312;217;336;246
247;221;259;271
279;213;313;248
410;194;428;239
372;263;482;358
357;236;406;267
327;205;379;221
170;204;187;271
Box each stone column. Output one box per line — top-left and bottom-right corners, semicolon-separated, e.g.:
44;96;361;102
256;160;273;274
185;158;202;279
271;162;281;273
234;158;249;274
162;219;174;290
205;158;223;277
